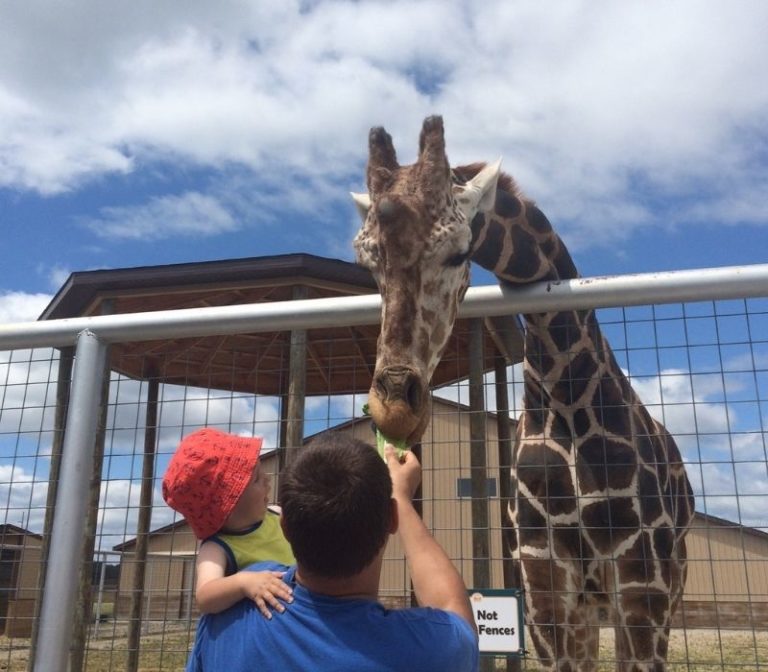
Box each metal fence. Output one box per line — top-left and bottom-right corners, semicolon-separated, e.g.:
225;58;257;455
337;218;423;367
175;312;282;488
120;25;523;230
1;263;768;671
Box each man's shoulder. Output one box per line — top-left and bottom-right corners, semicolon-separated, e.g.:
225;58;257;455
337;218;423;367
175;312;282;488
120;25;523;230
382;604;476;638
303;601;477;672
373;606;478;669
193;592;477;672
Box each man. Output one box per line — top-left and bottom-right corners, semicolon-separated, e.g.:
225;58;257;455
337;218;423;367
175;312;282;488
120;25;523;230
186;432;479;671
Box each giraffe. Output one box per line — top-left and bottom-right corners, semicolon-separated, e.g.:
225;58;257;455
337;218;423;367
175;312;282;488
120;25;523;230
352;116;695;672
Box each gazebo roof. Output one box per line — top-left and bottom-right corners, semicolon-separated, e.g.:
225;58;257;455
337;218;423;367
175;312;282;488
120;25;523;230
39;253;523;395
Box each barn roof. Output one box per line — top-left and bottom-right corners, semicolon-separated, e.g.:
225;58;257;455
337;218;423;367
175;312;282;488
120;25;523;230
692;511;768;542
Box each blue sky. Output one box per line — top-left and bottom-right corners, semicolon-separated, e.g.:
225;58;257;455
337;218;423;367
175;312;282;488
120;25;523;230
1;1;768;547
2;0;768;316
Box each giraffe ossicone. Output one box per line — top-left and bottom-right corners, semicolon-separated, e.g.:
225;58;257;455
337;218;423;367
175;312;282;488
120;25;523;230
353;115;694;672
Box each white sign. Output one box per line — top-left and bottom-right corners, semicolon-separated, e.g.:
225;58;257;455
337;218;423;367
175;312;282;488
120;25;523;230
469;590;523;655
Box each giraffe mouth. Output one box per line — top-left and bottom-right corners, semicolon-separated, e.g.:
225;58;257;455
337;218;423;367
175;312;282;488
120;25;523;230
367;366;428;443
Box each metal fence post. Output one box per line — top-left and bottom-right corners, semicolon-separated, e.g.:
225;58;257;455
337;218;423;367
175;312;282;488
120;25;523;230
27;345;73;672
33;330;108;672
126;374;160;672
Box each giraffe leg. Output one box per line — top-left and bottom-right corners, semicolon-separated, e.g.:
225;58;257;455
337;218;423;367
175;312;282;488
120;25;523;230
613;590;672;672
669;538;687;619
521;556;599;672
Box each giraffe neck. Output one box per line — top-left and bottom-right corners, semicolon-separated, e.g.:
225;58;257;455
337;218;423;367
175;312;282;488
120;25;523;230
469;188;578;285
469;188;624;411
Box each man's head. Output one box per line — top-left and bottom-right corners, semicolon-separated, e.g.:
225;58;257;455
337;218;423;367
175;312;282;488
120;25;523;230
279;432;393;579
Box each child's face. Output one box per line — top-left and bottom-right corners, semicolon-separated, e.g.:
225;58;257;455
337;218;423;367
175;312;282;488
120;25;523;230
232;462;271;523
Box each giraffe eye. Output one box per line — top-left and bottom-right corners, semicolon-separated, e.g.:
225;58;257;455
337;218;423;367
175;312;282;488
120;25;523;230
445;251;470;268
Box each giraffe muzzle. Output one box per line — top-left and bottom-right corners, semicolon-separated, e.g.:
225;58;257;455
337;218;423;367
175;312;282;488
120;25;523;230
367;365;429;443
368;366;429;445
374;366;423;410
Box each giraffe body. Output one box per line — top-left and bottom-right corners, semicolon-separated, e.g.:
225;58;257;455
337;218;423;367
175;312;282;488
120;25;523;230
353;116;694;672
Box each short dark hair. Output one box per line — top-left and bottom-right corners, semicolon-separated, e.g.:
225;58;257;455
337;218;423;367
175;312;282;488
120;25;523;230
279;432;392;578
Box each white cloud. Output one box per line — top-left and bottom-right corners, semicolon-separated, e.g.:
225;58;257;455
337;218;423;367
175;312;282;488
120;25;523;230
0;291;52;323
45;265;72;292
82;191;238;240
0;1;765;246
96;478;179;551
0;462;49;531
691;461;768;528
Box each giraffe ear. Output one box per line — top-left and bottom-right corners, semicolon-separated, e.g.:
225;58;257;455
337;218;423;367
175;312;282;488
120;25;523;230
350;192;371;221
456;158;502;215
471;158;502;212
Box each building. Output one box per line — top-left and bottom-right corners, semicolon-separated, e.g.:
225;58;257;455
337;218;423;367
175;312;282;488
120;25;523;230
681;511;768;627
0;524;43;637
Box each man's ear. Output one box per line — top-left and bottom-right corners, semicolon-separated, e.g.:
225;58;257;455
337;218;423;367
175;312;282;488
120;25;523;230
388;498;399;535
279;514;291;543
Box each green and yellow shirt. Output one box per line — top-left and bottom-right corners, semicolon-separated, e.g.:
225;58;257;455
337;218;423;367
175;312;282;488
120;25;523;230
205;509;295;575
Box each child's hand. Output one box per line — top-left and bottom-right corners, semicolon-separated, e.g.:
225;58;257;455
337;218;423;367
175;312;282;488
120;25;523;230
239;570;293;619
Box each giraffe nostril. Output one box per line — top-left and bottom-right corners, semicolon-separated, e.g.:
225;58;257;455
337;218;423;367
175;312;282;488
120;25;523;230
405;377;421;412
374;367;423;412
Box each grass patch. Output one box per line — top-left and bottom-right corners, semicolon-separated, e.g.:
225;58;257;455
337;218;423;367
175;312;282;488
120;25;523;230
0;625;765;671
488;628;768;672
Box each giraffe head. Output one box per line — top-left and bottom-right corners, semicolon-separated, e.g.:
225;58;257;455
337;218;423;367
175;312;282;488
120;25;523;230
352;116;500;444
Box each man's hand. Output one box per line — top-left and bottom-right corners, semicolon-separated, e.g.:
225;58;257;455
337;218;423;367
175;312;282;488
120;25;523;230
237;570;293;620
384;444;421;501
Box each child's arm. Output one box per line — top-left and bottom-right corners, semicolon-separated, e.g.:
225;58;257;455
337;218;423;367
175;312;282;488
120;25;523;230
195;542;293;617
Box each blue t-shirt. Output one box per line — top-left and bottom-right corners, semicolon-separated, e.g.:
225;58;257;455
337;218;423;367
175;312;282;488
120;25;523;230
186;563;479;672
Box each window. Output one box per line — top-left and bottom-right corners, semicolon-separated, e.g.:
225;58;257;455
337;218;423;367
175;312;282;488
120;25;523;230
456;477;497;498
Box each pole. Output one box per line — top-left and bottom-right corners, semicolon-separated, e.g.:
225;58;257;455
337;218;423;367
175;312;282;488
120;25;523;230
285;285;308;465
27;346;73;672
469;319;491;586
93;552;108;639
126;374;160;671
33;330;108;672
70;315;111;671
494;355;521;672
469;319;493;672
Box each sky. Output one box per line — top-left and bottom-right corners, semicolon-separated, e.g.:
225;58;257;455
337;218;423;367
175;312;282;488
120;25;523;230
1;1;767;550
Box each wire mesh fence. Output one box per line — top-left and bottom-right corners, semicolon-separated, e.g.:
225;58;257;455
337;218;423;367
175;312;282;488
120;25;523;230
0;266;767;671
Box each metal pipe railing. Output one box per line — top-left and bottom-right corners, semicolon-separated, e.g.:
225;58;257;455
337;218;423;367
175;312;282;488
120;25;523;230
2;263;768;351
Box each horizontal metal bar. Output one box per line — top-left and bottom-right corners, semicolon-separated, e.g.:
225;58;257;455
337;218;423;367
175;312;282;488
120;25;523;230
459;263;768;318
2;263;768;351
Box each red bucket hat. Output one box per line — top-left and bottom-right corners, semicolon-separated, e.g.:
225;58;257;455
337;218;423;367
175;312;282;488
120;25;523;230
162;428;263;540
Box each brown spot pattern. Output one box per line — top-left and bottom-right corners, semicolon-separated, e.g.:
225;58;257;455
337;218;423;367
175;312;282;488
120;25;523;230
357;117;694;672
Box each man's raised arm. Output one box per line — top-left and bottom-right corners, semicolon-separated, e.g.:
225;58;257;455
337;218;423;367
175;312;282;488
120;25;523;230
385;445;477;633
